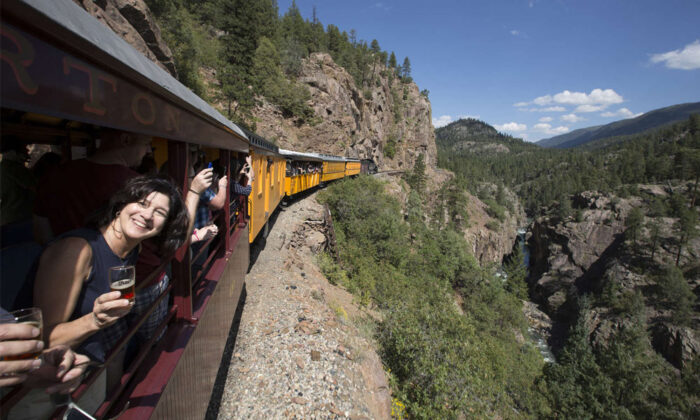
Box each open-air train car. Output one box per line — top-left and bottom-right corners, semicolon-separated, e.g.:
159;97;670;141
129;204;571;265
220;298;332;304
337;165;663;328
279;148;323;197
1;0;249;418
243;129;285;243
1;1;368;418
319;154;347;183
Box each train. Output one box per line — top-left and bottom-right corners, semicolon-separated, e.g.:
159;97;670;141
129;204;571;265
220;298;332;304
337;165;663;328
0;1;369;419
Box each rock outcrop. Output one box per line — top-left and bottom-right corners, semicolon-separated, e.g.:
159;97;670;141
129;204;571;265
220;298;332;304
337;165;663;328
253;53;436;172
463;191;524;264
528;188;700;365
528;191;631;314
72;0;177;77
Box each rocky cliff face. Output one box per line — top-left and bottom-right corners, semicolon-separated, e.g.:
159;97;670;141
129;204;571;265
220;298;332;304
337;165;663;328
528;192;632;315
528;189;700;367
72;0;177;77
82;2;435;173
463;189;524;264
253;53;436;171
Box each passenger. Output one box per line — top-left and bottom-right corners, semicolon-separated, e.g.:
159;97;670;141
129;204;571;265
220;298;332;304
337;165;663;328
189;147;227;277
230;155;253;216
30;151;61;180
1;136;37;248
0;319;88;393
33;128;152;245
28;176;188;406
0;310;93;419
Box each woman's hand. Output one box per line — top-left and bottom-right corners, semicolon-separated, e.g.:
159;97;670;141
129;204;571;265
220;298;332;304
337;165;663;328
25;345;91;394
91;291;131;329
200;225;219;241
218;175;228;191
190;168;214;195
0;323;44;387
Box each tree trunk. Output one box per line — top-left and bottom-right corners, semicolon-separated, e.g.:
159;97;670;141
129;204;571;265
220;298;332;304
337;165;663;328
676;238;684;266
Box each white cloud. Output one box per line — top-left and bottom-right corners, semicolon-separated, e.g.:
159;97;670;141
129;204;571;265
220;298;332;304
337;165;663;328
534;123;569;135
553;89;623;106
539;117;553;122
533;95;553;106
522;88;624;113
650;40;700;70
510;30;520;36
575;104;605;113
561;113;585;122
433;115;453;128
495;122;527;132
514;101;529;107
601;107;644;119
526;106;566;112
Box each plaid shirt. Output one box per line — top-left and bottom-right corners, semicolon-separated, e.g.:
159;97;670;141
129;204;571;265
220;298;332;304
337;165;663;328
102;274;170;351
195;188;216;229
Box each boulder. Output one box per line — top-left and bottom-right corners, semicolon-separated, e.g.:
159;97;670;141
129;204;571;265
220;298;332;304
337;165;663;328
652;324;700;369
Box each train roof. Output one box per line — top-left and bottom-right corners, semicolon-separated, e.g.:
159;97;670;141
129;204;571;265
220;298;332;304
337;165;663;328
241;128;279;155
278;149;324;162
1;0;248;152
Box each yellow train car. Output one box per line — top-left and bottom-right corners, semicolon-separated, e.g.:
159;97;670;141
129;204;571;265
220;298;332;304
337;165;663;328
321;155;347;182
246;131;285;242
279;149;323;197
345;158;361;177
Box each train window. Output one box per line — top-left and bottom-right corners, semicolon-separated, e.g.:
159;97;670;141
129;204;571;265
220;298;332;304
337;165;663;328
270;161;275;188
257;158;263;195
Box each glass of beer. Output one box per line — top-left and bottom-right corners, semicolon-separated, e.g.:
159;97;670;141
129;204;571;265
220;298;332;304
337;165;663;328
109;265;136;304
0;307;43;360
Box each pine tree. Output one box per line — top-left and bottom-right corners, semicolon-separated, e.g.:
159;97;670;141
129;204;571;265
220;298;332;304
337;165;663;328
675;207;698;266
625;207;644;245
646;219;662;260
504;245;528;300
544;297;611;418
401;56;411;80
657;266;695;325
388;51;397;69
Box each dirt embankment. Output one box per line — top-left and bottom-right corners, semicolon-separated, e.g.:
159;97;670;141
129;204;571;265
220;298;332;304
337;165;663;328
213;192;391;419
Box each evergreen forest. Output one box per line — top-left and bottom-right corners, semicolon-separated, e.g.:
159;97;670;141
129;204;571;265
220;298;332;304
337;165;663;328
437;116;700;217
145;0;414;128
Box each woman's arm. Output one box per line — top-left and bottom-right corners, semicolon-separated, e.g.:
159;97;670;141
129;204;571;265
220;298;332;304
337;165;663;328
186;168;214;235
208;176;228;210
33;238;129;349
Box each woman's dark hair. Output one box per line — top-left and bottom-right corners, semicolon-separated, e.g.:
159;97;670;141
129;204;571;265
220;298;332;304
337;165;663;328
91;175;189;256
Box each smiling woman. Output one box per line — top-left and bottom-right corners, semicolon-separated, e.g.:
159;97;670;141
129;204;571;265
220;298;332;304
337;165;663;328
15;176;190;413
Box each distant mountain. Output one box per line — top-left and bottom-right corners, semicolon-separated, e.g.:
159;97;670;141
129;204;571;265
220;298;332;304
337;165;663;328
537;102;700;148
435;118;537;155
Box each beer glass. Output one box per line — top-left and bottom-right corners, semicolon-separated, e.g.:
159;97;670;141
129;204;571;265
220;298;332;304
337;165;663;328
109;265;135;304
0;307;43;360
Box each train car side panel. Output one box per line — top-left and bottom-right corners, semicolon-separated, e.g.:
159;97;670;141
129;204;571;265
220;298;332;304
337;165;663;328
149;226;249;420
248;151;267;242
248;152;286;242
345;161;361;177
321;161;346;182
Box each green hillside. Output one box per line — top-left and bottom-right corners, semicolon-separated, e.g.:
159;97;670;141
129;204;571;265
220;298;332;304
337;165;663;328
437;115;700;215
537;102;700;149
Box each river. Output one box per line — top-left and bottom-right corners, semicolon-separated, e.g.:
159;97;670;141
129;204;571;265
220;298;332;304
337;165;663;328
515;227;556;363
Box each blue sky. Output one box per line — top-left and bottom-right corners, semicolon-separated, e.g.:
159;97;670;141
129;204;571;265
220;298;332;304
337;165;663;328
278;0;700;142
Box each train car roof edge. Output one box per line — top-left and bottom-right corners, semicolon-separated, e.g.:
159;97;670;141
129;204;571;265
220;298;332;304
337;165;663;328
10;0;249;145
